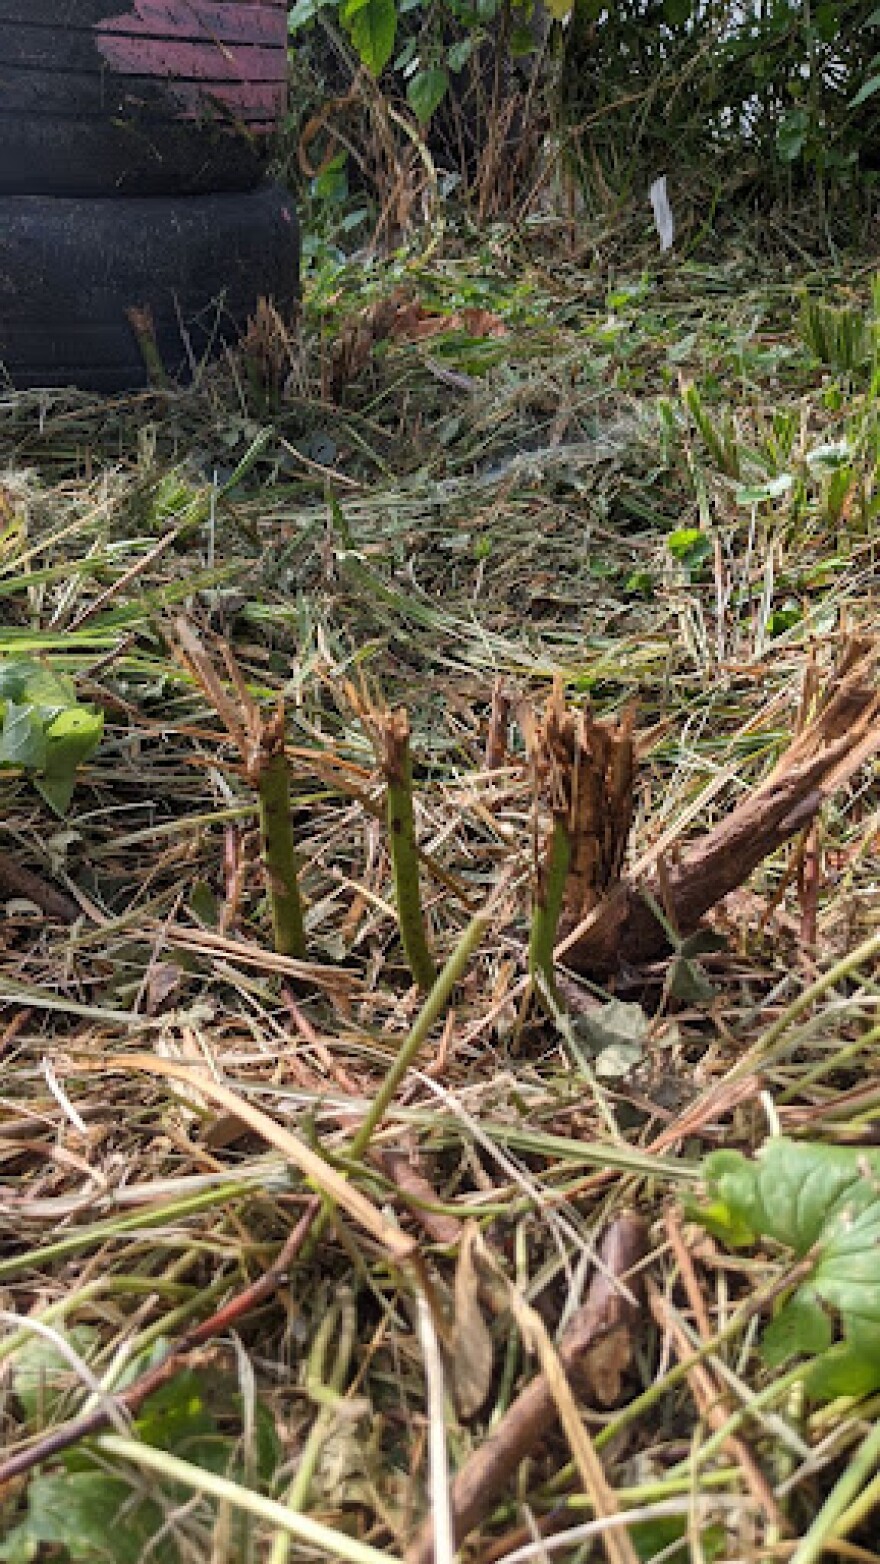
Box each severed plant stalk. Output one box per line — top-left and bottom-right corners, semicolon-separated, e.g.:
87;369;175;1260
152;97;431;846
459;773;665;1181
170;619;306;961
382;708;436;990
523;680;636;1007
528;813;571;1004
125;305;168;390
257;712;307;960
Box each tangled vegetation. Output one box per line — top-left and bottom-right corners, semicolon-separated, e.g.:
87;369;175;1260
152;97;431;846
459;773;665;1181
1;222;880;1560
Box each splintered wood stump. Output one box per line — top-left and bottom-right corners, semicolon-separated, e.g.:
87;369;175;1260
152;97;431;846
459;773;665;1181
526;681;636;982
532;639;880;981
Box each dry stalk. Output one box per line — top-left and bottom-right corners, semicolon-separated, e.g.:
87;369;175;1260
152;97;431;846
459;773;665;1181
407;1212;648;1564
564;637;880;976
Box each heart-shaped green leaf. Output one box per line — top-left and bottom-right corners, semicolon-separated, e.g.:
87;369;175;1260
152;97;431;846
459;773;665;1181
695;1139;880;1397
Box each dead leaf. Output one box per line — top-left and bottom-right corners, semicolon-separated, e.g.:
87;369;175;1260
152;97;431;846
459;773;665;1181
145;962;183;1016
578;1325;637;1407
448;1223;494;1421
458;307;507;338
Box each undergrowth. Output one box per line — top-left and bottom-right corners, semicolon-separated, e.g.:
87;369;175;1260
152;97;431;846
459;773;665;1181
0;236;879;1562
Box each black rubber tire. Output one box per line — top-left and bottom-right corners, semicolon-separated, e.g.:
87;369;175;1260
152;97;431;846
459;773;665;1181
0;0;287;196
0;183;300;391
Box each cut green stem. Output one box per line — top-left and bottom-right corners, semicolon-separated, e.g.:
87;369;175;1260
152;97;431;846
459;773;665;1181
529;814;571;1006
258;748;306;961
382;708;436;991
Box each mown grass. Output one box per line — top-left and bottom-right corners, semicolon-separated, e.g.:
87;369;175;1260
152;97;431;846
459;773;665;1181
0;238;879;1562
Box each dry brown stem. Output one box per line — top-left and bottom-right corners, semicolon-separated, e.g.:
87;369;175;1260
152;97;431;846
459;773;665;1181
407;1211;648;1564
565;637;880;975
0;855;79;923
661;1209;787;1532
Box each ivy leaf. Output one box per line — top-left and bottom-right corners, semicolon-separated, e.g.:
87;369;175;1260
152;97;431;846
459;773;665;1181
340;0;396;73
407;67;449;124
695;1139;880;1398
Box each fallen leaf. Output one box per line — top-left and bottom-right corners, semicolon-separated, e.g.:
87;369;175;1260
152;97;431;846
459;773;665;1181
448;1222;494;1420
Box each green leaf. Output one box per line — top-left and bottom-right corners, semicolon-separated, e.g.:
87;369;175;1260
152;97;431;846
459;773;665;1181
0;702;47;771
851;73;880;108
12;1327;99;1426
509;25;534;55
36;705;104;815
0;658;74;710
766;604;802;637
776;107;809;162
814;1;838;40
696;1139;880;1397
0;1473;162;1564
666;527;712;570
678;929;728;959
341;0;396;73
407;67;449;123
631;1517;727;1563
288;0;334;30
734;474;793;504
0;657;103;812
806;441;852;469
446;37;474;71
762;1297;833;1368
0;1524;37;1564
135;1370;216;1450
573;998;650;1054
668;955;715;1004
190;879;219;924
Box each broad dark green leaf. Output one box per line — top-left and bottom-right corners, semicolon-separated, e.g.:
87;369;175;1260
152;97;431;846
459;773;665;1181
341;0;396;73
407;66;449;123
0;1474;161;1564
697;1139;880;1397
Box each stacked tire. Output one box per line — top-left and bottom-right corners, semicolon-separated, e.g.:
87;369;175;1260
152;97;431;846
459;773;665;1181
0;0;299;389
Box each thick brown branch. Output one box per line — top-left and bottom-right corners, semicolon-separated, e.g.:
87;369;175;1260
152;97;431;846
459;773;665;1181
407;1212;648;1564
0;855;80;923
566;640;880;976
